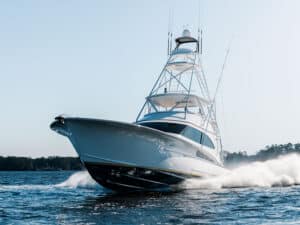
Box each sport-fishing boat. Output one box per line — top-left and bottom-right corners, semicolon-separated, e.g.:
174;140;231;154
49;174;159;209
50;29;227;191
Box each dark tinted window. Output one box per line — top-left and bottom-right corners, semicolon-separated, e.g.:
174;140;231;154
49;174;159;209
201;133;215;149
142;122;186;134
141;122;214;149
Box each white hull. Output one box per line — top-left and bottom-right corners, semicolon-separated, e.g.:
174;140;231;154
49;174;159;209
51;117;227;191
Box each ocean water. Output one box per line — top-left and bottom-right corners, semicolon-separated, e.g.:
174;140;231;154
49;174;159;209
1;154;300;224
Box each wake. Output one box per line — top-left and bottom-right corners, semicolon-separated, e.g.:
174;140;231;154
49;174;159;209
0;171;98;191
57;154;300;190
183;153;300;189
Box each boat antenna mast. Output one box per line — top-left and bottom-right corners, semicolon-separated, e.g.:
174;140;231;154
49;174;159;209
198;29;203;55
197;1;203;55
167;8;174;56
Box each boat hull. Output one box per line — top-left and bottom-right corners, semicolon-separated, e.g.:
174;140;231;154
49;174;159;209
50;117;227;191
84;162;188;191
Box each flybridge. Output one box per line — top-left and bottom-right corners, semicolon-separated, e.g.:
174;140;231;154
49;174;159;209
136;29;216;129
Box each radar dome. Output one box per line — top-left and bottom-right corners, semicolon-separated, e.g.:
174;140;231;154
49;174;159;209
182;29;191;37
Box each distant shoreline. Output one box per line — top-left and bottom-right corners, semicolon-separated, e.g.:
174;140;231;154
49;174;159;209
1;143;299;171
0;156;83;171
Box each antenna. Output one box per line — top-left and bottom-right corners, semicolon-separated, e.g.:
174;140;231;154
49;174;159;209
170;32;173;54
213;38;233;104
197;0;203;54
167;31;170;56
200;29;203;54
167;8;174;56
170;16;173;54
167;10;170;56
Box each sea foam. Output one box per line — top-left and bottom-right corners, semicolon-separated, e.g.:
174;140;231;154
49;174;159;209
182;153;300;189
55;171;97;188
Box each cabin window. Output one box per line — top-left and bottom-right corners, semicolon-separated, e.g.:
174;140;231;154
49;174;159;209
141;122;215;149
142;122;185;134
201;133;215;149
181;126;202;144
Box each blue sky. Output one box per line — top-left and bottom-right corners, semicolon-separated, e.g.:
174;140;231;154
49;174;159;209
0;0;299;157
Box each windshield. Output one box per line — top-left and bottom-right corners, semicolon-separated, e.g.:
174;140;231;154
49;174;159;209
141;122;214;149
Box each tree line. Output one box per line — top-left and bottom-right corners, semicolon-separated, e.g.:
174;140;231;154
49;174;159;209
0;156;83;171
